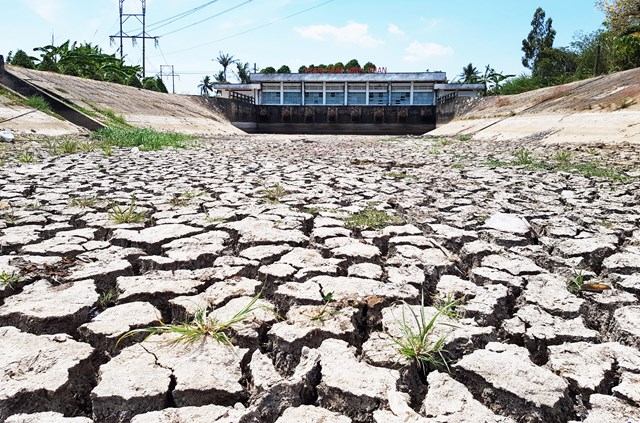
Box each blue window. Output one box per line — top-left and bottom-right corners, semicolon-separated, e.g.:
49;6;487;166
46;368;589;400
304;92;323;105
391;92;411;105
283;92;302;105
262;92;281;105
369;92;387;105
413;92;435;105
347;92;366;105
326;92;345;105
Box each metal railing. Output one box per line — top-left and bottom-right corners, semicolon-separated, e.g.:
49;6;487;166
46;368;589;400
436;91;458;105
230;91;255;104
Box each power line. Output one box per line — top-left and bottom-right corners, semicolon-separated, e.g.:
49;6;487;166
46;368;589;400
134;0;223;32
158;0;253;37
157;0;335;57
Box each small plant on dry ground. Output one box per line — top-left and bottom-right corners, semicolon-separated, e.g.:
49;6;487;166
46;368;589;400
391;294;460;373
108;198;146;224
18;150;37;164
69;196;97;208
344;207;403;230
306;292;341;322
262;183;287;204
92;127;193;151
117;293;263;347
0;272;21;290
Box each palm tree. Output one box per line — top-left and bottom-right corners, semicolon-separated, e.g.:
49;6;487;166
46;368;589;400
236;62;251;83
198;75;213;96
213;70;227;84
459;63;481;84
215;52;236;82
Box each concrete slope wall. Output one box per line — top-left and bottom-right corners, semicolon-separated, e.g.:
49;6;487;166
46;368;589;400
6;65;242;136
432;68;640;145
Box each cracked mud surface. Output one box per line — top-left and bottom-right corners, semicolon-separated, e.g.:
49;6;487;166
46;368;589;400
1;133;640;422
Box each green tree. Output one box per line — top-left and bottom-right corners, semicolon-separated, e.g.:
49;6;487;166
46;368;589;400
213;70;227;83
216;52;236;82
298;65;308;73
198;75;213;96
277;65;291;73
363;61;376;72
142;77;158;91
127;73;143;88
260;66;276;74
596;0;640;36
155;77;168;93
236;62;251;83
522;8;556;70
459;63;481;83
9;49;35;68
345;59;361;70
533;48;579;85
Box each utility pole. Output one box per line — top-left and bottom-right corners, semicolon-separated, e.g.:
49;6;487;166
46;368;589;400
160;65;178;94
110;0;158;79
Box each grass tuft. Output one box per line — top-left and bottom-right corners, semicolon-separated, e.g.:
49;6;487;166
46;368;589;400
391;294;460;373
0;272;21;290
344;208;402;230
25;95;51;112
92;127;193;151
117;293;263;347
108;199;146;224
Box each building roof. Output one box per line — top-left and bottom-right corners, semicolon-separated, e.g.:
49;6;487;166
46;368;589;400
251;72;447;83
435;83;486;90
213;83;261;90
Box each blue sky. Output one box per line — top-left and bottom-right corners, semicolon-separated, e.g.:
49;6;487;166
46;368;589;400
1;0;606;94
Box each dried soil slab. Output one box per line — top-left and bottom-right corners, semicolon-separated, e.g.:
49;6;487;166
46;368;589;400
348;263;383;279
436;275;511;325
20;236;88;257
161;231;229;267
420;371;515;422
130;405;251;423
0;279;98;334
581;288;638;333
78;301;161;351
470;267;525;291
601;248;640;274
455;342;571;423
276;276;418;307
220;218;309;247
239;244;292;264
278;247;344;280
316;339;400;422
116;270;206;303
610;305;640;349
5;412;92;422
67;246;142;290
170;277;261;321
551;236;617;267
147;333;250;407
574;394;640;423
481;254;544;276
331;241;381;263
110;223;203;254
0;327;94;421
502;305;598;354
386;245;451;270
522;274;585;318
269;305;361;372
91;344;173;423
0;225;43;251
276;405;352;423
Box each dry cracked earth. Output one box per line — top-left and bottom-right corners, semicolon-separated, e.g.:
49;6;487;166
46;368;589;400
1;134;640;423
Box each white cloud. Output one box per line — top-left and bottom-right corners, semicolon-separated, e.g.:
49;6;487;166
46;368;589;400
403;41;453;62
25;0;63;21
388;23;404;36
295;21;383;48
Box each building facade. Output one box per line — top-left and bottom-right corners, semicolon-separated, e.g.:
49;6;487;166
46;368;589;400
216;72;484;106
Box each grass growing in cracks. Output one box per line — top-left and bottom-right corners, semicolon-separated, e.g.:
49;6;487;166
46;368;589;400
391;294;460;373
117;293;263;347
92;127;193;151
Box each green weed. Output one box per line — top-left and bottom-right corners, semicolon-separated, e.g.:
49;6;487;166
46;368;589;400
391;294;460;373
457;135;472;142
69;196;97;208
0;271;21;290
262;183;287;204
512;149;535;166
117;293;263;347
92;127;193;151
25;95;51;112
18;150;37;164
386;171;415;179
308;292;341;322
99;289;118;309
108;199;146;224
567;270;586;295
553;150;572;165
344;208;402;230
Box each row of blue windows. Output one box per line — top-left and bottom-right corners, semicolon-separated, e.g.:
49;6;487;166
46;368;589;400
262;91;435;105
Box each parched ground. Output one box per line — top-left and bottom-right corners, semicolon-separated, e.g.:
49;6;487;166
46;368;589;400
1;133;640;423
